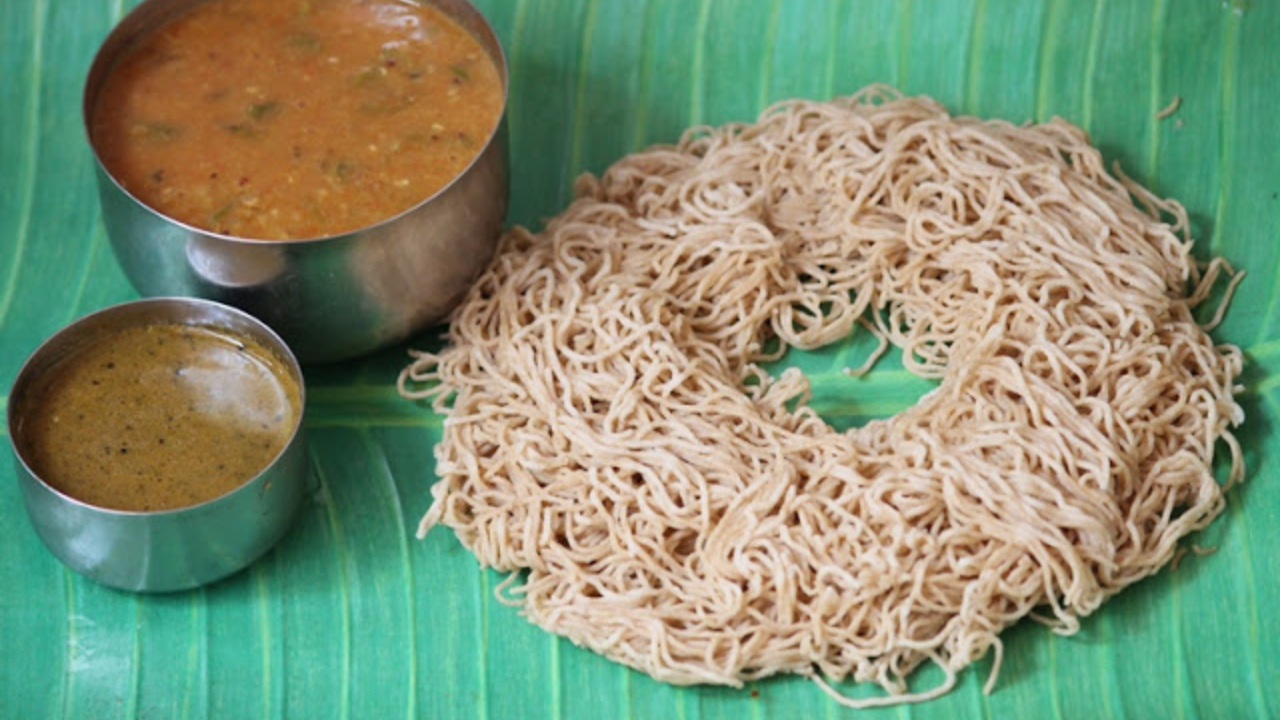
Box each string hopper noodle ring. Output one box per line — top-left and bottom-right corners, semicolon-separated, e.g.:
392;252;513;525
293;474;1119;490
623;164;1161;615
399;86;1246;708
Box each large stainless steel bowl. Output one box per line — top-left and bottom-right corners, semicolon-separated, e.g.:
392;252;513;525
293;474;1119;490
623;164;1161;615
84;0;509;363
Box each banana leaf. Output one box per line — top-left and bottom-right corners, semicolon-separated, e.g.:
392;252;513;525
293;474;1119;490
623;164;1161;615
1;0;1276;717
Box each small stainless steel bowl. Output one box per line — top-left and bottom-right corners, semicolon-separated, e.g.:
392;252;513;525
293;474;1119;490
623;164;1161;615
7;298;308;593
83;0;509;363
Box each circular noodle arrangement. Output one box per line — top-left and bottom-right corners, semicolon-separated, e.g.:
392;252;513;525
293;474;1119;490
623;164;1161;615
398;86;1245;707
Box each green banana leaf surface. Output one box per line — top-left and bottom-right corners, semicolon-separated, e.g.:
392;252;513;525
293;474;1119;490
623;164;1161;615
2;0;1277;717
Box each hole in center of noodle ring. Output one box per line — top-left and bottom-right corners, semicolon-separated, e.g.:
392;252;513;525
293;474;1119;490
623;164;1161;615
759;334;937;431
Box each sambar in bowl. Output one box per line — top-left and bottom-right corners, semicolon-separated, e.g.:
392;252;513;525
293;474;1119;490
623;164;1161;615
85;0;509;362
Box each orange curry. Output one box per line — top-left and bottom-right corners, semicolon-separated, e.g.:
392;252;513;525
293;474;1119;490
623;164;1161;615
92;0;504;240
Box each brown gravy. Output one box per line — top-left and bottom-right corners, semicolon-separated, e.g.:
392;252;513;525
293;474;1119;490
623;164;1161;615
18;323;302;512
